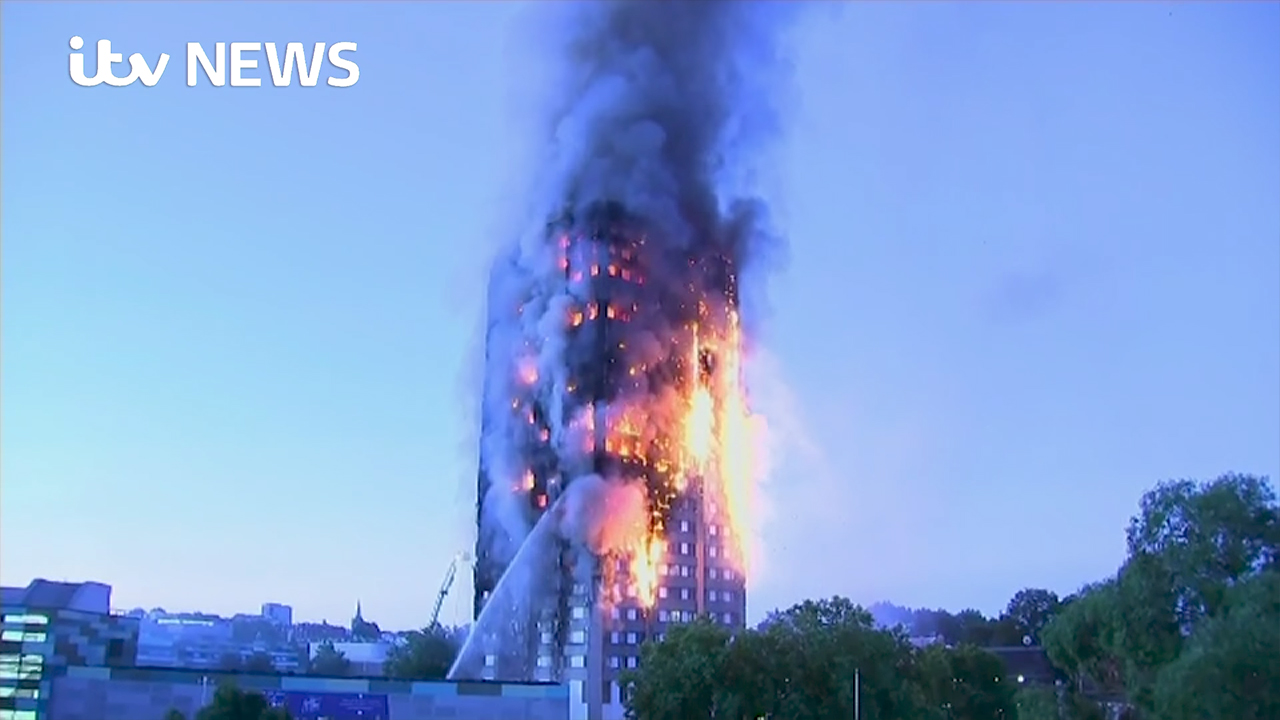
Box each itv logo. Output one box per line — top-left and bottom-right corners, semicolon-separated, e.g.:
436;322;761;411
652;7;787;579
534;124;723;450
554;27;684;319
68;37;360;88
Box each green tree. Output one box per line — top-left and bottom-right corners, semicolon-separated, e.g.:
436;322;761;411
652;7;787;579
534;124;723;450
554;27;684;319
242;651;275;674
933;611;964;646
1126;473;1279;624
1012;687;1058;720
625;598;935;720
1042;474;1279;717
308;640;351;676
383;626;459;680
953;609;995;647
988;616;1025;648
765;597;930;720
919;644;1017;720
1110;553;1183;712
1152;570;1280;720
196;684;291;720
1004;589;1061;644
624;618;733;720
1041;559;1180;712
1042;580;1123;695
165;710;188;720
712;626;789;718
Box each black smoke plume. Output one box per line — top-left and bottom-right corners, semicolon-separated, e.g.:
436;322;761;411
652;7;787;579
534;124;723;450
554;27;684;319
474;0;799;618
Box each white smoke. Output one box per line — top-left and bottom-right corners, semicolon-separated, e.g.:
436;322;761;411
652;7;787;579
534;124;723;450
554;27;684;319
558;474;650;556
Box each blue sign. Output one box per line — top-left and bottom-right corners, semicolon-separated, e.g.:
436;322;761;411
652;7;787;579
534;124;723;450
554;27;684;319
264;690;389;720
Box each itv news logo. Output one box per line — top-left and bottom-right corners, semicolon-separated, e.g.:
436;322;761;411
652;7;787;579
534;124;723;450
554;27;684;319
68;37;360;88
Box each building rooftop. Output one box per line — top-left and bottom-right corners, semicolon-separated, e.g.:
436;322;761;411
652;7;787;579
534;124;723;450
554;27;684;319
0;578;113;614
988;646;1059;684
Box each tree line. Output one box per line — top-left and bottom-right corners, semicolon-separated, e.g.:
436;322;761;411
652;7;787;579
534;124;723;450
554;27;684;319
171;472;1277;720
623;472;1279;720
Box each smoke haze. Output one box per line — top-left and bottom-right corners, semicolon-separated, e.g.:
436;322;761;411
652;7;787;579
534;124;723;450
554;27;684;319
472;0;802;610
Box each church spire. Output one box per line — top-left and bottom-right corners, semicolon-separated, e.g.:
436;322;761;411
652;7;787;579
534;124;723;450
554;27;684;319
354;600;363;622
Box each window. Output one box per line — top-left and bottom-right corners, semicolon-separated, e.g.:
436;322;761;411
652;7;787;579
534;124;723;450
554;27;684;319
626;609;638;621
611;607;621;620
610;632;620;644
625;632;637;645
679;543;690;555
723;591;734;602
680;565;690;577
626;656;638;668
570;655;585;668
571;607;586;620
655;632;665;642
709;568;718;580
723;569;735;581
709;524;718;536
0;631;45;642
0;712;39;720
609;656;620;669
0;688;39;699
723;613;733;625
709;546;718;558
658;610;669;622
658;587;668;599
659;564;668;576
537;656;552;668
679;520;690;532
570;630;586;644
541;632;553;643
0;654;42;681
0;615;47;626
680;588;690;600
708;590;718;602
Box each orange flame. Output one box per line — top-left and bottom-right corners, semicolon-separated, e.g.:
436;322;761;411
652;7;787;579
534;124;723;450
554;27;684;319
627;536;665;608
600;304;760;609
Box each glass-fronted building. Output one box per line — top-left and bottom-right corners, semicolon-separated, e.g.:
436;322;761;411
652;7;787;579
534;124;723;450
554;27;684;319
0;580;139;720
0;611;49;720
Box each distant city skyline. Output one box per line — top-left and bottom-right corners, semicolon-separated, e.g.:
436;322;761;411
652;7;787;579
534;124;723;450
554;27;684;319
3;2;1277;631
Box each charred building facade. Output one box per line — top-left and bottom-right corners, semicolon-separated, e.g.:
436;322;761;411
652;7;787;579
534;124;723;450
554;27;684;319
461;201;751;716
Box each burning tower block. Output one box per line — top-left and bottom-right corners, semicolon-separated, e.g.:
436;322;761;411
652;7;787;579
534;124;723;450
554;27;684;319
456;201;754;717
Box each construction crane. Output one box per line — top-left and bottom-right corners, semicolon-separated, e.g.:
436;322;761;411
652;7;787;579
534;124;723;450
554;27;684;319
431;552;471;628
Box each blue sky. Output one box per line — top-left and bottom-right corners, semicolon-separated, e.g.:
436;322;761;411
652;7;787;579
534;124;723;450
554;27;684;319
2;1;1277;631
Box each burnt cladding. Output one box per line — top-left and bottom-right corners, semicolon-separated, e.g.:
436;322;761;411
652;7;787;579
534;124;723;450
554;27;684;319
473;199;742;620
473;201;645;618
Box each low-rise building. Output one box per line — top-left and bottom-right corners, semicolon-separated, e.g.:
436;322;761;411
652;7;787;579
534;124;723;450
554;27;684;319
988;645;1060;687
136;612;233;669
47;667;569;720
